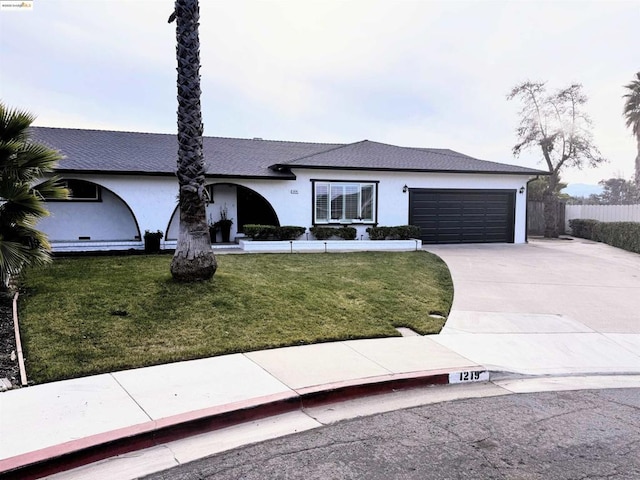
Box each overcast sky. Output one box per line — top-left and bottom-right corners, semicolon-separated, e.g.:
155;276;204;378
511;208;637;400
1;0;638;185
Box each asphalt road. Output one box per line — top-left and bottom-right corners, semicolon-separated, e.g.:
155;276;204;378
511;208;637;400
142;388;640;480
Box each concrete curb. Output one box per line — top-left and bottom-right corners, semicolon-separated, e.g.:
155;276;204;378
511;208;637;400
0;367;489;479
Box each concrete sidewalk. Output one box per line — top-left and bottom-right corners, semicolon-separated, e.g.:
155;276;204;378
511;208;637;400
1;238;640;479
0;337;483;477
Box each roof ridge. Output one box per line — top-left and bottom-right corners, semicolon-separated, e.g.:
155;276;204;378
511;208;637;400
274;140;366;166
228;137;345;147
30;126;345;146
408;145;521;167
31;126;172;136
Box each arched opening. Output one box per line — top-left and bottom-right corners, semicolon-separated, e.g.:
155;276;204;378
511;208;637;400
38;179;141;241
166;183;279;242
236;184;279;230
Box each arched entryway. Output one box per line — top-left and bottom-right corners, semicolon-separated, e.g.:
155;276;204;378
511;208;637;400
166;183;279;242
236;185;279;230
38;179;141;241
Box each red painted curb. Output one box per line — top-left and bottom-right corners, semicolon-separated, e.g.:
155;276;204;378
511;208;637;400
0;368;487;479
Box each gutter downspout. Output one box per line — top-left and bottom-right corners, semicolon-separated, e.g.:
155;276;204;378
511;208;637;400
525;176;540;243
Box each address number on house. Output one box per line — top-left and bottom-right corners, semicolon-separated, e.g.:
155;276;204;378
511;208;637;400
449;371;489;384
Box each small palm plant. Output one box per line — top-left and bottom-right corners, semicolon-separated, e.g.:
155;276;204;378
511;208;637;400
0;103;68;291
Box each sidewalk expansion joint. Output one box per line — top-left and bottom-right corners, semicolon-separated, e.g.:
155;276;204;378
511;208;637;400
110;373;154;422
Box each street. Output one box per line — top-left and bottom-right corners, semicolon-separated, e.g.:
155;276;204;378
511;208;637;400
142;388;640;479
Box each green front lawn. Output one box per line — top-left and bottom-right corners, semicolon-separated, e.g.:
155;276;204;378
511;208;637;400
19;251;453;383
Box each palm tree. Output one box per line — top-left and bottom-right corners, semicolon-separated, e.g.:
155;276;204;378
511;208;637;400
0;103;68;291
623;72;640;184
169;0;217;281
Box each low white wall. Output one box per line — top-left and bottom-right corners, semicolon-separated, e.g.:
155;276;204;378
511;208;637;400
50;241;144;253
239;239;422;252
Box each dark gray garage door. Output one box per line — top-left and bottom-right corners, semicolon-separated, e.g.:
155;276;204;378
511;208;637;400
409;189;515;244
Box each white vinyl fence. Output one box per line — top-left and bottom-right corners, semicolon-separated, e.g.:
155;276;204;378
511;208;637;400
565;204;640;232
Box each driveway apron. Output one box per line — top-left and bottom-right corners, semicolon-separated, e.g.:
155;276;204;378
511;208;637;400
425;238;640;375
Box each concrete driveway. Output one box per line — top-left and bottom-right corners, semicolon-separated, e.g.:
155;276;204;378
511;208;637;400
425;238;640;375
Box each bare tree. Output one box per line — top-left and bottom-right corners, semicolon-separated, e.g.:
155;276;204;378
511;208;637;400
169;0;217;281
508;81;605;237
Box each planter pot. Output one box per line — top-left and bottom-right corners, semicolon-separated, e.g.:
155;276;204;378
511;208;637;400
144;236;161;253
209;227;218;243
220;224;231;243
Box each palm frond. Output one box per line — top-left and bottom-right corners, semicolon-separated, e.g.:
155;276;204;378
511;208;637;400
623;72;640;137
0;101;65;285
0;104;36;145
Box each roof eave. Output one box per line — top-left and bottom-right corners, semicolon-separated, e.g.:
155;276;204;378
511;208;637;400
54;169;297;180
272;164;550;176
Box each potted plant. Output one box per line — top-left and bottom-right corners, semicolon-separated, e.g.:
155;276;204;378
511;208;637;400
208;215;218;243
214;205;233;243
144;230;163;253
208;223;218;243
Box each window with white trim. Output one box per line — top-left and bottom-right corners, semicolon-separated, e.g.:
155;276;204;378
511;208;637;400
44;179;101;201
313;182;376;223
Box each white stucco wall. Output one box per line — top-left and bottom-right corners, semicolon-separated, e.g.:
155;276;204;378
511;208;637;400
247;170;531;243
39;186;140;241
41;169;533;250
38;174;178;246
167;183;238;241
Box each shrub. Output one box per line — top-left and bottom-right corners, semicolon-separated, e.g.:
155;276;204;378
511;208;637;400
367;225;420;240
391;225;421;240
569;219;640;254
242;224;277;240
568;219;599;239
335;226;357;240
276;226;306;240
144;230;163;240
593;221;640;253
366;226;391;240
310;226;336;240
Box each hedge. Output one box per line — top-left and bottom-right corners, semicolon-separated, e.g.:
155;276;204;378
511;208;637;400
309;226;357;240
567;219;599;239
243;224;306;241
366;225;421;240
568;219;640;254
242;224;277;240
276;226;306;240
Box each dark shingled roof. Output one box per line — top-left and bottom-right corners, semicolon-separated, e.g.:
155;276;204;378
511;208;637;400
273;140;545;174
30;127;547;178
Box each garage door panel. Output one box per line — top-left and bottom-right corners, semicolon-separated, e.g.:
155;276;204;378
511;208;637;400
409;189;515;244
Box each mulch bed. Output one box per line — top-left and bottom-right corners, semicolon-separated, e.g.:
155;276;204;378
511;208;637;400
0;293;20;388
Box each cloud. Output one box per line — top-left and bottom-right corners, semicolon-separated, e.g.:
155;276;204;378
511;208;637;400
1;0;637;184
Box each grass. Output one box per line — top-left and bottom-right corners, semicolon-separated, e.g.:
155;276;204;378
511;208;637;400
19;251;453;384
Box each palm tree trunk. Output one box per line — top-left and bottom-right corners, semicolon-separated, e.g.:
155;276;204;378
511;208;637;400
170;0;216;281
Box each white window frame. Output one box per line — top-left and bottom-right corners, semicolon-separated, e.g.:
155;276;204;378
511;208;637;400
45;179;101;202
313;181;377;224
